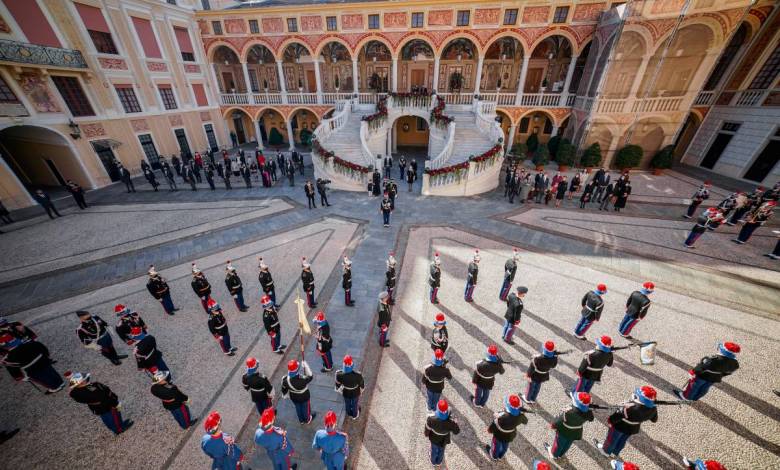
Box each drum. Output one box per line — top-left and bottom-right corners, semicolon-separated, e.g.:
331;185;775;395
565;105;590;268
639;341;657;365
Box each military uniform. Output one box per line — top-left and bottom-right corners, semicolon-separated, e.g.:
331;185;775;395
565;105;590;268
281;360;315;424
677;342;740;401
191;265;213;313
574;285;606;339
487;395;528;460
422;351;452;411
618;283;654;338
377;293;392;347
262;302;285;354
499;250;519;300
0;335;64;392
425;400;460;466
68;374;128;434
335;356;364;419
258;262;276;304
115;307;146;344
573;336;613;394
315;314;333;372
77;313;123;365
225;266;248;312
429;255;441;304
201;412;244;470
301;261;317;308
684;185;710;218
600;387;658;457
255;410;295;470
208;304;235;356
524;342;559;403
547;393;594;459
133;330;170;378
146;267;176;315
464;251;480;302
385;254;397;304
472;346;505;407
342;258;354;306
312;421;349;470
430;325;448;352
150;373;192;429
242;358;274;414
503;287;527;343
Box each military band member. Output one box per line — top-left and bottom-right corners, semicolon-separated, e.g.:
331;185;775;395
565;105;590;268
486;394;528;461
574;283;607;340
618;282;654;339
114;304;147;344
385;252;397;305
207;299;236;356
0;333;64;393
545;392;594;459
146;265;176;315
423;348;452;411
503;286;528;344
430;313;449;352
314;311;334;372
597;386;658;458
429;252;442;304
674;342;740;402
262;295;286;354
0;317;36;343
377;291;392;347
66;371;130;434
312;410;349;470
336;355;365;419
281;360;316;424
425;399;460;468
242;357;274;414
225;261;249;312
471;344;506;407
255;408;297;470
684;182;710;218
464;250;480;302
682;457;726;470
523;341;559;404
499;248;520;301
342;256;354;306
150;369;193;429
131;326;170;379
201;411;245;470
191;264;214;313
684;207;725;248
573;335;614;394
258;258;277;305
301;258;317;308
76;310;124;366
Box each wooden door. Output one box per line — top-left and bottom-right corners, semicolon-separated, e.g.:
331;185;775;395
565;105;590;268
222;72;235;92
524;68;543;93
410;69;425;88
306;70;316;92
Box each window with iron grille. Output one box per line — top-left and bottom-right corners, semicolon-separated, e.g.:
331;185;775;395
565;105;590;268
181;51;195;62
504;9;518;25
326;16;337;31
115;86;142;113
457;11;470;26
519;117;530;133
287;18;297;32
249;20;259;34
368;14;380;29
88;30;118;54
411;12;423;28
52;76;95;117
138;134;160;167
553;6;569;23
212;21;222;35
0;76;19;103
158;86;177;110
201;0;210;10
749;45;780;90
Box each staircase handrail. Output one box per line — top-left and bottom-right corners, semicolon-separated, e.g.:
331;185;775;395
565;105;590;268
313;98;352;144
428;121;456;169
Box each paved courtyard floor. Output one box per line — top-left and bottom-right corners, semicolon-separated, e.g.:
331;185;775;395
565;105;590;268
0;159;777;470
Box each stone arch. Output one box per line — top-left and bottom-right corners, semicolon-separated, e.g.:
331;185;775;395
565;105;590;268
319;41;353;92
435;32;484;57
240;40;276;62
516;109;557;144
208;42;241;62
602;31;648;99
526;34;575;94
221;106;252;120
439;37;480;93
278;39;314;61
495;109;514;145
223;107;256;145
359;40;392;93
256;108;289;148
484;31;529;60
390;113;430;155
355;35;394;59
623;118;669;167
530;30;578;58
289;107;320;146
394;34;436;58
482;36;526;92
314;37;353;58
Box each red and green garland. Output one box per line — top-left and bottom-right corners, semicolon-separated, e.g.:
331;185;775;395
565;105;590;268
470;144;502;164
361;96;388;131
430;96;454;129
313;140;371;178
389;91;432;108
424;144;503;182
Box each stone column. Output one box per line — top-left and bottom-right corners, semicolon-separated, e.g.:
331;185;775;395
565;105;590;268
352;57;359;94
313;59;323;104
474;55;485;94
285;117;295;151
241;62;254;103
276;60;288;104
561;55;578;105
433;57;441;92
391;57;398;92
255;119;265;149
515;55;530;105
505;124;517;155
551;125;559;137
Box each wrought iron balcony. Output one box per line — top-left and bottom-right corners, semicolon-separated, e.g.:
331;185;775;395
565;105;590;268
0;39;88;69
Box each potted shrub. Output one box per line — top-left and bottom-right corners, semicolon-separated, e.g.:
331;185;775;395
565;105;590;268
556;141;575;172
532;144;549;170
650;144;674;175
512;142;528;161
615;144;643;171
449;72;464;92
369;73;381;92
547;135;562;160
526;133;539;155
580;143;602;172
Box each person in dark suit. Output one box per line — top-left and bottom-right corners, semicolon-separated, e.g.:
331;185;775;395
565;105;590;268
33;190;61;218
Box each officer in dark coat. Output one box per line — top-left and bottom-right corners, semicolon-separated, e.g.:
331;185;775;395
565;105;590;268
684;183;710;218
281;360;315;424
342;256;354;306
499;249;520;300
66;371;130;434
0;333;64;393
257;258;276;304
472;344;506;407
207;299;235;356
131;327;170;378
191;264;213;313
301;258;317;308
335;354;365;419
377;291;392;347
486;394;528;461
150;370;193;429
0;317;36;344
675;342;740;402
385;253;397;304
464;250;480;302
146;266;176;315
618;282;654;339
425;399;460;467
523;341;560;404
574;283;606;340
429;252;441;304
430;313;448;352
573;335;614;394
224;261;248;312
114;304;146;344
76;311;124;365
545;392;594;459
242;357;273;414
205;164;216;190
422;348;452;411
597;386;658;458
503;286;528;344
261;295;285;354
313;311;333;372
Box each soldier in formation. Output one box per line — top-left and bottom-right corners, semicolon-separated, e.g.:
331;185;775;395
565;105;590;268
573;335;615;394
314;311;334;372
684;182;710;218
464;249;480;302
201;411;245;470
207;299;236;356
499;248;520;301
486;394;528;461
471;344;506;408
335;355;364;420
429;252;441;304
258;257;276;304
301;258;317;308
342;256;354;306
545;391;594;460
574;283;607;340
262;295;286;354
503;286;528;344
312;410;349;470
76;310;125;366
522;341;561;404
65;371;130;434
281;360;315;424
430;313;448;352
242;357;274;414
675;342;740;402
422;348;452;412
385;252;397;304
131;326;170;379
597;386;659;458
0;332;64;393
150;369;193;429
146;265;176;315
618;282;654;339
424;399;460;468
376;291;392;347
255;408;297;470
191;264;214;313
225;261;249;312
114;304;146;344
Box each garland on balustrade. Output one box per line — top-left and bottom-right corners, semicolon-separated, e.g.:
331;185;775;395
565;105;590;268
430;96;454;130
424;144;504;182
388;91;432;108
361;96;388;131
312;140;371;178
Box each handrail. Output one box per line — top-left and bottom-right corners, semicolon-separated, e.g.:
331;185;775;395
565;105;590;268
429;122;456;169
312;98;351;144
359;121;376;168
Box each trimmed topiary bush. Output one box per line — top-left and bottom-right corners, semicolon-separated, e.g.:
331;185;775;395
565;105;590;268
532;144;550;167
512;142;528;158
526;133;539;154
556;141;576;167
650;144;674;169
580;143;602;167
268;127;285;146
615;144;643;170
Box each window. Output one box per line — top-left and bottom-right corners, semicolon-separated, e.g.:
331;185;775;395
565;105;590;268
248;70;259;93
115;85;142;113
75;3;117;54
174;27;195;62
416;117;428;131
743;128;780;182
503;9;518;25
368;14;380;29
88;30;118;54
138;134;160;168
287;18;297;32
543;119;553;135
212;21;222;35
52;76;95;117
721;122;741;132
326;16;337;31
249;19;260;34
457;10;470;26
553;6;570;23
699;122;740;169
158;85;177;110
166;0;177;4
0;77;20;103
519;117;530;133
749;45;780;90
411;12;424;28
132;17;162;58
201;0;211;10
192;83;209;107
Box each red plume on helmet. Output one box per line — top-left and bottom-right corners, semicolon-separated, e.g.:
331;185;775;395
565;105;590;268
324;410;337;428
204;411;221;433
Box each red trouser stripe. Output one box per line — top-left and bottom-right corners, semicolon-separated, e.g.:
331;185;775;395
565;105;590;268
112;408;122;433
181;404;190;427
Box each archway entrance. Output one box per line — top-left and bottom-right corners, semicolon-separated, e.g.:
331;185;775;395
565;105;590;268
0;125;93;200
391;115;429;155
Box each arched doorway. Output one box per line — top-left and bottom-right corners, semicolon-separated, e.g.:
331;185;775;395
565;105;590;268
257;109;288;148
673;112;702;163
482;37;524;95
391;115;429;156
626;120;666;167
226;108;255;146
281;42;314;93
359;40;392;93
526;35;574;94
0;125;93;200
516;111;556;146
212;46;244;93
602;32;646;99
399;39;435;92
319;42;353;93
246;44;278;93
439;38;479;93
289;108;319;147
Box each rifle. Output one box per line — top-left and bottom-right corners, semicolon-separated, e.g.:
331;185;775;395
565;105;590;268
612;343;638;351
655;400;689;406
589;404;620;411
554;350;573;356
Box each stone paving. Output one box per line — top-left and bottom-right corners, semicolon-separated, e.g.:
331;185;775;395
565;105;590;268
0;158;778;470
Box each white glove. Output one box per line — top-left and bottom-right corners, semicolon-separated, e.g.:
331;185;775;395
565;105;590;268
301;361;312;377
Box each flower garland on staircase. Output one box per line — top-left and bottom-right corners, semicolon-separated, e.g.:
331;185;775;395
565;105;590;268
312;139;371;178
423;144;503;184
389;91;432;108
361;96;388;131
430;96;454;130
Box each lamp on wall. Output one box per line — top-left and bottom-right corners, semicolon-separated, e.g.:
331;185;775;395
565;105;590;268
68;120;81;139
